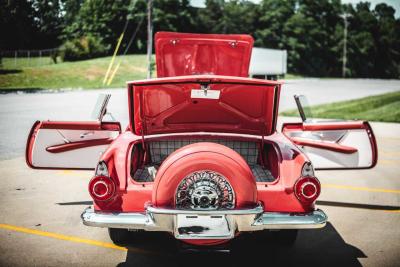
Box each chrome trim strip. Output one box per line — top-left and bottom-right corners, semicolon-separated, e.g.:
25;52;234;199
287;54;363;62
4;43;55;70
81;206;327;239
253;209;327;229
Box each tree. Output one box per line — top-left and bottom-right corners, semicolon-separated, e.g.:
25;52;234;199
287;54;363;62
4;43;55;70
62;0;132;53
282;0;343;76
32;0;64;48
153;0;196;33
61;0;84;28
255;0;296;49
1;0;64;50
373;3;400;78
1;0;399;78
344;2;378;77
196;0;257;34
0;0;38;49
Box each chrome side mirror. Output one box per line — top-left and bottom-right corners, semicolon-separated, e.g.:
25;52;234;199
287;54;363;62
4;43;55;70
91;94;112;122
294;94;312;122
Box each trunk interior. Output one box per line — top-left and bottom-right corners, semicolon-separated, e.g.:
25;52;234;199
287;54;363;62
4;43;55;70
130;136;279;183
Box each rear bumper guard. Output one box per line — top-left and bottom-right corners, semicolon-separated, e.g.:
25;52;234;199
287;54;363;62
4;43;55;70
81;204;327;239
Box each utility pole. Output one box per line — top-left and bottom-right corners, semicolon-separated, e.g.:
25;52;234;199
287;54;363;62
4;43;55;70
147;0;153;79
340;13;350;78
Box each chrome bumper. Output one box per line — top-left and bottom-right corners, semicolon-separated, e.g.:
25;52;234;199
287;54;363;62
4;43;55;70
81;205;327;239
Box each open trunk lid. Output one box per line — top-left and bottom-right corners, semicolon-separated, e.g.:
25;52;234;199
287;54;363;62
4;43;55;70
128;75;282;136
155;32;254;78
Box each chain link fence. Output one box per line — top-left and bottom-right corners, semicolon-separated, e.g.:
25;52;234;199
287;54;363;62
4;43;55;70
0;48;63;69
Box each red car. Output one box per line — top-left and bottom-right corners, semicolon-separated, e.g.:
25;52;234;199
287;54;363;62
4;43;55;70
26;32;377;247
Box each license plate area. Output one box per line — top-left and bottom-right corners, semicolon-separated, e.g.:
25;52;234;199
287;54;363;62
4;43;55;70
175;214;233;239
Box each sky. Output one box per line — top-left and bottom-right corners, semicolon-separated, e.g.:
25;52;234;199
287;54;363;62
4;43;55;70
343;0;399;16
189;0;399;17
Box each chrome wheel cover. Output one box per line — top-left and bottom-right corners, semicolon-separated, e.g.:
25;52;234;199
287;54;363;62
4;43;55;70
175;171;235;210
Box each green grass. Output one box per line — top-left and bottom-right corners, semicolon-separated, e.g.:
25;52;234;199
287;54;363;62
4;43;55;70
280;91;400;123
0;54;304;90
0;55;148;90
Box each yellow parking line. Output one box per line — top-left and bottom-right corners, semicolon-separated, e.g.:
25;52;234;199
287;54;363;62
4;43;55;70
323;184;400;194
379;151;400;156
378;159;399;165
0;223;126;252
384;209;400;213
58;170;89;178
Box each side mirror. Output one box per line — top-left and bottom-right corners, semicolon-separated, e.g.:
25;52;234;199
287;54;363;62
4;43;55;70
91;94;111;122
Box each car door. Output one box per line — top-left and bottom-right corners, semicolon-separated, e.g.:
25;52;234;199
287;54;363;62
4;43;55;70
26;94;121;170
282;121;377;169
26;120;121;170
281;95;377;170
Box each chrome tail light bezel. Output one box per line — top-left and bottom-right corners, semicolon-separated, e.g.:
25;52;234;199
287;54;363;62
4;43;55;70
294;176;321;204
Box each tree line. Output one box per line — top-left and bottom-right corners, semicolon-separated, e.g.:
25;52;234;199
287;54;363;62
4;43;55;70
1;0;399;78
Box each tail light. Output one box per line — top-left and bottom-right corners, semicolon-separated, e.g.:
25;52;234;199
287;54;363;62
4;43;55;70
88;175;116;201
294;176;321;204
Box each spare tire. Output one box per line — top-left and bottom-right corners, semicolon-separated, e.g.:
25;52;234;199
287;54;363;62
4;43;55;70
152;142;257;210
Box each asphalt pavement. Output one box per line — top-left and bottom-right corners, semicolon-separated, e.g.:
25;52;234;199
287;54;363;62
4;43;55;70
0;78;399;267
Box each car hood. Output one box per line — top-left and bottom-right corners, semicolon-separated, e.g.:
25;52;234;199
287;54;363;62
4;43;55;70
155;32;254;78
128;75;282;136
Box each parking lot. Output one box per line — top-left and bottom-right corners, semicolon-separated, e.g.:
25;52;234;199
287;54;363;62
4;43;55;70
0;79;399;266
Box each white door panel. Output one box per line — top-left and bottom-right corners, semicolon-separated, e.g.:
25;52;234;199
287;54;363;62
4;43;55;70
31;129;118;168
300;130;372;168
27;121;121;169
282;121;377;170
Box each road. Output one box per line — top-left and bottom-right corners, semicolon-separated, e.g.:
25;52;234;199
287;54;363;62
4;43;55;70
0;78;399;266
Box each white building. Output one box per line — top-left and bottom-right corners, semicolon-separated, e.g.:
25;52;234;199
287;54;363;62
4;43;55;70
249;47;287;80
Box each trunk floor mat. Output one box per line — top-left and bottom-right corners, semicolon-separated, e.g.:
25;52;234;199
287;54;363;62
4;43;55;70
133;164;275;183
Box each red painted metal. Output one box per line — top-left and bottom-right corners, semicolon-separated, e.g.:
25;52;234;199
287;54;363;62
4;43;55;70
40;121;121;131
129;75;281;136
155;32;254;78
46;138;114;153
302;121;365;131
25;120;41;169
290;137;357;154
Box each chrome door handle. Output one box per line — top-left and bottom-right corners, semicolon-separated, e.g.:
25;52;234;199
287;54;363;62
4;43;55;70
80;131;95;138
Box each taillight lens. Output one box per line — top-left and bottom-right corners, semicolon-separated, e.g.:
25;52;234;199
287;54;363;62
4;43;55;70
294;176;321;204
88;175;116;201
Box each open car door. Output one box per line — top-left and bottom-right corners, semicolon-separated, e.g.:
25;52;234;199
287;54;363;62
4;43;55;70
282;95;377;170
26;94;121;170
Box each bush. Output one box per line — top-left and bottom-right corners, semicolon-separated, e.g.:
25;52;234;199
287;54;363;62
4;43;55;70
61;35;108;61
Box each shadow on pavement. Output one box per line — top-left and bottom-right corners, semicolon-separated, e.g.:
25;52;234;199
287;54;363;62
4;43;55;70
317;200;400;211
116;222;365;267
56;201;93;206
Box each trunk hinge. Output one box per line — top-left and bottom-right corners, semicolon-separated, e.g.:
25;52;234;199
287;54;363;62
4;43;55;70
260;87;267;167
139;92;148;164
139;124;148;165
260;122;267;167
